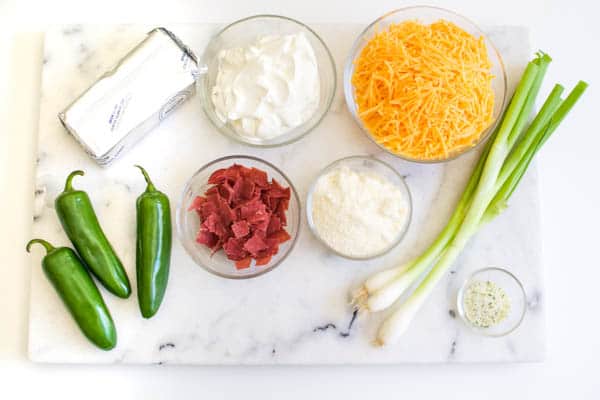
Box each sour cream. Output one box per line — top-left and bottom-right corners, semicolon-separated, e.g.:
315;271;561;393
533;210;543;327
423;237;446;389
211;32;320;140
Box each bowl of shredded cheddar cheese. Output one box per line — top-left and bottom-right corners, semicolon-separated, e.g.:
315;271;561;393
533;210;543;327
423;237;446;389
344;6;507;162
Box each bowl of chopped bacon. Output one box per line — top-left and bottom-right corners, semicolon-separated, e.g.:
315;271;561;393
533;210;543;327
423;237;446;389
344;6;507;162
177;155;301;279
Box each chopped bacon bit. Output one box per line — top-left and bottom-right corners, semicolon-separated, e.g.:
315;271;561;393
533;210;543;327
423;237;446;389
196;230;218;248
267;215;281;235
243;231;269;255
269;229;291;244
231;220;250;238
188;196;205;211
235;257;252;270
223;237;248;260
190;164;292;268
255;254;272;266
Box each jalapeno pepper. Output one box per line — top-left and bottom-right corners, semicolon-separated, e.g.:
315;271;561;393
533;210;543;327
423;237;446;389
26;239;117;350
135;165;172;318
55;170;131;298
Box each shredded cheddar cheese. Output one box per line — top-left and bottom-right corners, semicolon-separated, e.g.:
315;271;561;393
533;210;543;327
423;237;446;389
352;20;495;160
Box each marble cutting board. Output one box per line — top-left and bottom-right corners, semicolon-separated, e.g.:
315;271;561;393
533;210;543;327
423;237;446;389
28;23;545;364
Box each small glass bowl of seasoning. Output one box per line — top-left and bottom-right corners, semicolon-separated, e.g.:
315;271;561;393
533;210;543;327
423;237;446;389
457;267;527;337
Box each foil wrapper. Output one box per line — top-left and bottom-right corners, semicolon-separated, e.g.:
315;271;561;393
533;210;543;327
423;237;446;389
58;27;199;166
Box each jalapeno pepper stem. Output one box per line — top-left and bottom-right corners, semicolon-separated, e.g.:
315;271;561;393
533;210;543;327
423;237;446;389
64;170;85;192
134;165;156;192
26;238;56;254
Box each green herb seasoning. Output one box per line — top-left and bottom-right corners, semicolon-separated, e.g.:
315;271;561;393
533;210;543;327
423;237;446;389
463;280;511;328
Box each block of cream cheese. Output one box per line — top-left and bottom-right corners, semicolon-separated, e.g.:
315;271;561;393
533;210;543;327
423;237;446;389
58;27;199;166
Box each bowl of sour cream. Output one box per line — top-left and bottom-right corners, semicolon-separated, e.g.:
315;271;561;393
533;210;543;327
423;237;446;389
198;15;337;147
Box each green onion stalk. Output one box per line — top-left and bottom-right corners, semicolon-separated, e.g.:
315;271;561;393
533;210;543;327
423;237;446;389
349;52;588;346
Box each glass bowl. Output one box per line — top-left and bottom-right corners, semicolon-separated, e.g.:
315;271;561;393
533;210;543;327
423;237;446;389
176;155;301;279
343;6;507;163
198;15;337;147
306;156;412;260
457;267;527;337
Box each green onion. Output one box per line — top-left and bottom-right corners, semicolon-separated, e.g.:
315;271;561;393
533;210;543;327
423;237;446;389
349;52;588;346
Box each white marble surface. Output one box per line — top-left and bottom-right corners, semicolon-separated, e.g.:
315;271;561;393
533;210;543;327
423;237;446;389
27;23;544;364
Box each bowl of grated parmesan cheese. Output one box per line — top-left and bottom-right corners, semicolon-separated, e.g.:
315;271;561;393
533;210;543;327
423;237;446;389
306;156;412;260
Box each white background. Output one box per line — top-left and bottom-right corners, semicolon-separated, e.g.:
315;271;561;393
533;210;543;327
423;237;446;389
0;0;598;398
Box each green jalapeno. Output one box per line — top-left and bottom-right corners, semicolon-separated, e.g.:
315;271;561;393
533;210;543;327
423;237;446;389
55;170;131;298
135;165;172;318
26;239;117;350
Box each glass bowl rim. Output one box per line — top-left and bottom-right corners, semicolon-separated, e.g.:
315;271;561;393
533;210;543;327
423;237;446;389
176;154;302;279
342;5;508;164
456;266;527;337
198;14;338;148
305;155;413;260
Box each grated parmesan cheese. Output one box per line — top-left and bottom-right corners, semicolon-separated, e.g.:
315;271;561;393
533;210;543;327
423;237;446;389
310;166;409;258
